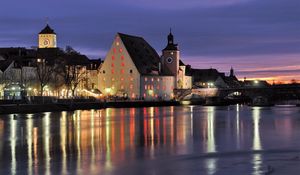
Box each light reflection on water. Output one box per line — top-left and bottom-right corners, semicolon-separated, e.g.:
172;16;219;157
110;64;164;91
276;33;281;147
0;105;300;174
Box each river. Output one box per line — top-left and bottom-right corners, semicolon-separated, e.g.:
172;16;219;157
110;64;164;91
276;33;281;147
0;105;300;175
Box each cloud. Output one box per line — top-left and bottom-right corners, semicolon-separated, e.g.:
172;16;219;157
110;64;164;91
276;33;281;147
0;0;299;81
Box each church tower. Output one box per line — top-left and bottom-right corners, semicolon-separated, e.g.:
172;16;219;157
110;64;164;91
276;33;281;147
38;24;57;48
230;67;235;77
162;29;180;78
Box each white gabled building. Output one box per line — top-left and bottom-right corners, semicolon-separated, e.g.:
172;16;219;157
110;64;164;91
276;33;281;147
99;32;192;101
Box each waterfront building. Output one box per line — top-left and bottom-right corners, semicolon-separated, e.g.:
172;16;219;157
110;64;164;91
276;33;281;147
187;67;241;88
99;31;192;100
0;24;100;98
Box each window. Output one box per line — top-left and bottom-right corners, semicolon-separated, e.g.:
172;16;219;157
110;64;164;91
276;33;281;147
103;70;106;74
130;77;134;81
111;69;114;74
121;77;124;81
121;85;124;89
116;42;120;46
151;78;154;82
121;69;124;74
112;56;115;60
121;62;125;67
121;55;124;60
131;93;135;98
144;85;147;90
103;78;106;81
111;63;114;67
130;84;133;89
113;48;116;53
112;78;115;81
145;77;148;81
119;48;123;53
130;69;133;73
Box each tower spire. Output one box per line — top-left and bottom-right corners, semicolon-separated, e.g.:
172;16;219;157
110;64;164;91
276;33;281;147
46;17;49;25
230;67;234;77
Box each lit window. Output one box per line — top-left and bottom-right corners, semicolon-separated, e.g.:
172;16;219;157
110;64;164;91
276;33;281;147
151;78;154;82
145;77;148;81
130;84;133;89
121;85;124;89
103;78;106;81
121;77;124;81
144;85;147;90
157;78;160;82
144;93;146;97
130;77;134;81
119;48;123;53
111;63;114;67
116;42;120;46
111;69;114;74
112;56;115;60
113;48;116;53
121;62;125;67
131;93;135;98
121;69;124;74
121;55;124;60
112;78;115;81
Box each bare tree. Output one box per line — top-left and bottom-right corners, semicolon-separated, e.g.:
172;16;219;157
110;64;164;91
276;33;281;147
62;65;86;97
36;59;54;96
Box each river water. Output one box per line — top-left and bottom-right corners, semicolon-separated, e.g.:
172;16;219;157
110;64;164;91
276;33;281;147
0;105;300;175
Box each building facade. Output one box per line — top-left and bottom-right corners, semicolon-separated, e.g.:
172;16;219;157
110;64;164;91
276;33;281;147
99;31;192;100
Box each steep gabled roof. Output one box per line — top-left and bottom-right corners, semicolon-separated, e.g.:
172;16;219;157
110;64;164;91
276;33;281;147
39;24;56;34
0;59;14;72
118;33;161;75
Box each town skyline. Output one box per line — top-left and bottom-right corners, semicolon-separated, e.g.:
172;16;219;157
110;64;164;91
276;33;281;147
0;0;299;83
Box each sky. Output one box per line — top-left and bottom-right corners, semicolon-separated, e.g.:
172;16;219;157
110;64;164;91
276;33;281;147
0;0;300;83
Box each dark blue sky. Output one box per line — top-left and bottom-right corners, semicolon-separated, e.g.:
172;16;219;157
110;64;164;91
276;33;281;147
1;0;300;82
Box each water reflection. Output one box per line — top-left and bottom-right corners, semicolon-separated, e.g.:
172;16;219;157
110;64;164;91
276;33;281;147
205;107;217;175
0;106;299;175
10;115;17;175
252;107;263;175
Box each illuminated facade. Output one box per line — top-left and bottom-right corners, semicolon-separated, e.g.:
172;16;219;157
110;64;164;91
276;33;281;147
99;32;192;100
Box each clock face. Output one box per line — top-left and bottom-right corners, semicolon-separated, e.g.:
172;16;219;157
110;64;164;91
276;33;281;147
167;57;173;63
43;38;50;46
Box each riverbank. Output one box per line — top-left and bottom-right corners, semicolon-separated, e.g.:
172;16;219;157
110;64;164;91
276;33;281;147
0;100;203;115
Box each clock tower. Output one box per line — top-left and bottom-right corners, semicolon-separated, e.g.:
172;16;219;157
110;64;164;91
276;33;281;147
38;24;57;48
162;29;180;78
